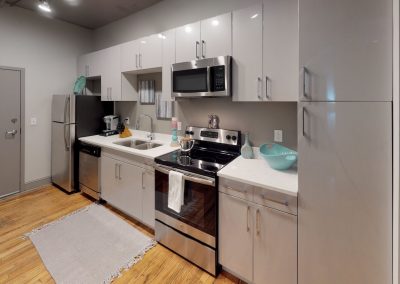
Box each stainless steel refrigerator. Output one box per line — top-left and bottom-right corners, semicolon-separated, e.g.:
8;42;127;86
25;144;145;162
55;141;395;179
51;95;112;193
298;0;393;283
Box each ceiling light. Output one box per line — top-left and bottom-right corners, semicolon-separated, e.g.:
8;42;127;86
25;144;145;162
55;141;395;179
38;0;51;12
250;14;258;19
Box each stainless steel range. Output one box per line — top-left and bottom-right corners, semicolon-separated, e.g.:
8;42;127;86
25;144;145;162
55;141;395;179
154;126;241;276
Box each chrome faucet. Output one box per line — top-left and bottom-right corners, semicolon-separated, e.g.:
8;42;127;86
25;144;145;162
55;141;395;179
135;114;154;140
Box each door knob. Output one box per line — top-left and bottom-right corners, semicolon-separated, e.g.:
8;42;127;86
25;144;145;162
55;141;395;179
6;130;17;135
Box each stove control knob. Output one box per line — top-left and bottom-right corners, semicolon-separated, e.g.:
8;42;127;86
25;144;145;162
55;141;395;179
185;130;190;135
226;135;231;140
189;131;194;135
231;135;237;141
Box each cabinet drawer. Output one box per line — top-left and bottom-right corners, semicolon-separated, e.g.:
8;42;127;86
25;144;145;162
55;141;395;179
219;178;253;202
253;188;297;215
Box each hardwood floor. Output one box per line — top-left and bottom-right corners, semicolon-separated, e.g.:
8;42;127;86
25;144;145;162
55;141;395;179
0;186;241;283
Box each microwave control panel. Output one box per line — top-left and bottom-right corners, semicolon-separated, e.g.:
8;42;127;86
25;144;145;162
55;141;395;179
210;66;226;92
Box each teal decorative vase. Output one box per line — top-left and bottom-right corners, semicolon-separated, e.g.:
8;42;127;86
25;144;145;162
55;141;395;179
241;133;254;159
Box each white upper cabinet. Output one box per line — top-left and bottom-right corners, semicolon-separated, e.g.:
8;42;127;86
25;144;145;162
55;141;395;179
138;34;163;70
200;13;232;59
299;0;392;102
78;51;102;78
263;0;298;101
232;3;263;102
161;29;176;101
101;46;121;101
120;40;140;72
175;21;201;63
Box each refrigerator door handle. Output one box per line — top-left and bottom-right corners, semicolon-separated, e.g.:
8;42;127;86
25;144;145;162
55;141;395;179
64;96;70;124
64;124;70;151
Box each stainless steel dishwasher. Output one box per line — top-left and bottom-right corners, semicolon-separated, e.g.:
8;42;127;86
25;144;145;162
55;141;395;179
79;142;101;200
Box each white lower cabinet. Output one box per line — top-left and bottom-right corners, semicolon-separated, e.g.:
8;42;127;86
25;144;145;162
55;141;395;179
101;154;155;228
219;191;297;284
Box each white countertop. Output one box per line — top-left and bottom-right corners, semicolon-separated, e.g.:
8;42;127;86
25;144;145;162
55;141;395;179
79;130;179;160
218;148;298;196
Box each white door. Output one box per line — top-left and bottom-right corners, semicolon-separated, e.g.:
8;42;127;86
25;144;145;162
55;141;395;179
299;0;392;101
200;13;232;58
0;68;21;197
219;193;253;283
161;29;175;101
120;40;140;72
175;21;201;63
263;0;298;101
141;168;155;228
232;3;263;102
298;102;392;284
254;206;297;284
139;34;163;69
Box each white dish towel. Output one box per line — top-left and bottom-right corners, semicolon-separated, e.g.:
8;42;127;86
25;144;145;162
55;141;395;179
168;170;185;213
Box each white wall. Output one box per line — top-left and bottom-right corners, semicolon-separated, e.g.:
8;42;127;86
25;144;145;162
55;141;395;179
94;0;259;49
0;7;93;184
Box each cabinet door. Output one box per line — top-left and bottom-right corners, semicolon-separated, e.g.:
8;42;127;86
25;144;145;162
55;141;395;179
161;29;175;101
87;51;102;78
121;40;140;72
219;193;253;283
101;156;143;220
299;0;392;102
200;13;232;58
141;169;155;228
175;21;201;63
254;206;297;284
78;54;88;77
139;34;162;69
101;46;121;101
263;0;298;102
298;102;392;284
232;3;263;102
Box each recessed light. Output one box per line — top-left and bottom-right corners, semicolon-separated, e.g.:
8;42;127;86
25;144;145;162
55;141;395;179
211;20;219;26
38;0;51;12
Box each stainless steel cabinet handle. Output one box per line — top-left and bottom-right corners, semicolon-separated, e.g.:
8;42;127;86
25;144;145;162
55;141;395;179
223;185;247;194
256;209;261;236
139;53;142;68
109;87;112;100
195;41;200;59
247;206;251;232
118;164;122;180
201;40;206;58
261;193;289;206
257;77;262;100
265;76;270;99
115;164;118;179
135;54;138;68
142;171;145;190
6;130;17;135
302;67;310;99
302;107;306;137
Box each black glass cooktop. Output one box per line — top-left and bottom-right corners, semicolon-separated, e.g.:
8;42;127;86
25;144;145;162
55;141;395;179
155;147;240;177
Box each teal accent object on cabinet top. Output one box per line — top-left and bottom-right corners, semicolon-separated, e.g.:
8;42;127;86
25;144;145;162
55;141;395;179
259;143;297;170
73;76;86;95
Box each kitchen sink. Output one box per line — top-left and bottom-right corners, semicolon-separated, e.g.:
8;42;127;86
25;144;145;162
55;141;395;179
113;139;162;150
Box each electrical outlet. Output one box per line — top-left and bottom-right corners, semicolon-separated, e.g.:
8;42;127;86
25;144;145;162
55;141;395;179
274;130;283;143
30;117;37;126
125;117;130;125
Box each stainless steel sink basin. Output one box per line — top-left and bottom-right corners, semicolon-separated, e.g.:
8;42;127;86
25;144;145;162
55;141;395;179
113;140;162;150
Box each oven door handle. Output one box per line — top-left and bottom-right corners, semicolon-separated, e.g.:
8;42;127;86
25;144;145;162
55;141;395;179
154;165;215;187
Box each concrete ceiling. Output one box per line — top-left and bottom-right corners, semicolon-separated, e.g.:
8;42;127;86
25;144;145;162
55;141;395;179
4;0;163;29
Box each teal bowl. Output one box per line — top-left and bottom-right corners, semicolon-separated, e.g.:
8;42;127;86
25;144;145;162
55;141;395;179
259;143;297;170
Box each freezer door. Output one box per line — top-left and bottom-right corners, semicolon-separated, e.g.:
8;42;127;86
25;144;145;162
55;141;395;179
298;102;392;284
51;122;75;192
51;95;76;123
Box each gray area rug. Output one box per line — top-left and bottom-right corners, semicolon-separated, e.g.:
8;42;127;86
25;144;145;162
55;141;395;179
25;204;155;284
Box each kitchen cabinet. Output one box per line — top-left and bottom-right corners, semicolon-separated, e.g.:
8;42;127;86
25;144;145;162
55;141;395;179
175;13;232;63
232;3;263;102
141;168;155;228
263;0;298;101
219;178;297;284
78;51;102;78
299;0;392;102
161;29;175;101
120;35;162;72
101;46;121;101
101;155;142;220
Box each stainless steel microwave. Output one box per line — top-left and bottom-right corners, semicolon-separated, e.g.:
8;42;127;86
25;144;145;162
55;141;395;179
172;56;231;98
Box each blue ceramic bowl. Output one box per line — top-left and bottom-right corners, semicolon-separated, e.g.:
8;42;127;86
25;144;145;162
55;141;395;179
259;143;297;170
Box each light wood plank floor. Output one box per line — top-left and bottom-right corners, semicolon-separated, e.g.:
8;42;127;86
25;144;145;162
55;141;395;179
0;186;241;284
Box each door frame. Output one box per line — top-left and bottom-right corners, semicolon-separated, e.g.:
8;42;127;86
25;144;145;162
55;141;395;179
0;66;25;196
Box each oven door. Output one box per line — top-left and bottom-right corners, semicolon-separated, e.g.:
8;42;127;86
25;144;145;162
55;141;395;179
154;165;217;248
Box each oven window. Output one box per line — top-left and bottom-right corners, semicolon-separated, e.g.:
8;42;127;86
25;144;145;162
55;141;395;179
173;68;208;93
155;171;216;236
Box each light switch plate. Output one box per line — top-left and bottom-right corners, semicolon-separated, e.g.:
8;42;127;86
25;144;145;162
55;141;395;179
30;117;37;126
274;130;283;143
